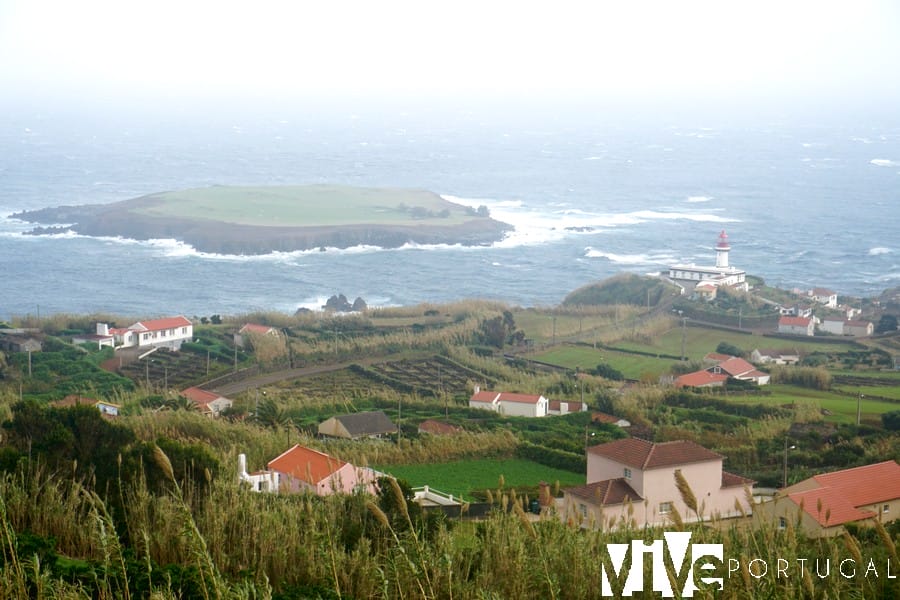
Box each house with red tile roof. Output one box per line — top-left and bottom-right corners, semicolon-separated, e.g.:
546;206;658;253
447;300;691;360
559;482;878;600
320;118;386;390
674;370;729;389
417;419;463;435
86;316;193;350
180;387;233;417
778;316;814;336
591;412;631;428
547;400;588;416
563;438;753;529
808;288;838;308
469;386;550;417
239;445;380;496
709;356;770;385
234;323;281;348
755;460;900;538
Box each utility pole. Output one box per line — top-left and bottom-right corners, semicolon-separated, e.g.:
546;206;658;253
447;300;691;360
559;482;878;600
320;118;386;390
857;390;863;426
783;438;796;489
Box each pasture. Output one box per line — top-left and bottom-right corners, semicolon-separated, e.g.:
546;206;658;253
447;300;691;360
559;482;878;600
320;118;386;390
133;185;475;226
374;458;585;500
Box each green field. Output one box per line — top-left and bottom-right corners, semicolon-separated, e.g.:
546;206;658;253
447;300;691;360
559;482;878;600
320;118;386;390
134;185;475;227
726;384;899;423
613;326;853;361
374;458;585;500
532;345;675;380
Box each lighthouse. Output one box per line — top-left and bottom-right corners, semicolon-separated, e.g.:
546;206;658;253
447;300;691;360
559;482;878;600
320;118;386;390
715;230;731;269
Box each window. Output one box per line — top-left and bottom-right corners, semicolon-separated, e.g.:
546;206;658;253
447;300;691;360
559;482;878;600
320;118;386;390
579;503;587;518
623;468;632;479
659;502;673;515
884;504;890;514
181;327;187;334
778;517;787;530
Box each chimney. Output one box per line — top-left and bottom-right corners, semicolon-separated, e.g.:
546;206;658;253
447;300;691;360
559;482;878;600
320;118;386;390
539;481;552;507
238;453;247;478
473;384;480;395
96;323;109;336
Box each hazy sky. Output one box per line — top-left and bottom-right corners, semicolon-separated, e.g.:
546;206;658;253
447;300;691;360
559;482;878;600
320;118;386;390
1;0;898;112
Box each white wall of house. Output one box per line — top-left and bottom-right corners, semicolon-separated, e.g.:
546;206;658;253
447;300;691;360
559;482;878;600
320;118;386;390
820;319;845;335
498;397;548;417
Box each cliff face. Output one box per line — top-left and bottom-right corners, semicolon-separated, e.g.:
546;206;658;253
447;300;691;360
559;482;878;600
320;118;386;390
13;196;512;254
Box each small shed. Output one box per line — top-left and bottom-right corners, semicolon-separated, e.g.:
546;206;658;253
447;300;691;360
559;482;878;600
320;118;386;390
318;410;398;439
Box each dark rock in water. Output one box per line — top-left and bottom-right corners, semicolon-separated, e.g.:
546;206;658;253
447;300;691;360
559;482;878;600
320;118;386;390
323;294;367;312
352;297;368;311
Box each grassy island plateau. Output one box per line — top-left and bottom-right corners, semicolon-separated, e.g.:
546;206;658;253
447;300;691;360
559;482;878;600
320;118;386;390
13;185;512;254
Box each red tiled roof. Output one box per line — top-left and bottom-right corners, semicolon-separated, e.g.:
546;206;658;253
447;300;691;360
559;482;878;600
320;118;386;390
845;320;871;328
779;316;811;326
239;323;277;335
811;288;836;296
131;316;192;332
268;445;347;485
418;419;462;435
181;387;221;406
469;390;544;405
588;438;723;470
716;357;757;378
470;391;499;403
564;478;643;506
497;392;544;405
787;487;876;527
674;370;729;388
722;470;755;488
704;352;733;363
592;412;623;424
810;460;900;507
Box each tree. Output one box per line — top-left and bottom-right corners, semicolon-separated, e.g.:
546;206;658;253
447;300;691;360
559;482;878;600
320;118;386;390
875;314;898;334
593;363;624;381
477;310;523;348
883;410;900;431
716;341;744;357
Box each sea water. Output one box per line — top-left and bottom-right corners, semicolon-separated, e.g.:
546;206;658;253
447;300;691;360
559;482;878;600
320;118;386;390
1;104;898;320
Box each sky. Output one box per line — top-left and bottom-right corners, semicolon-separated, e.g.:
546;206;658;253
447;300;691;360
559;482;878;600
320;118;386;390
1;0;899;114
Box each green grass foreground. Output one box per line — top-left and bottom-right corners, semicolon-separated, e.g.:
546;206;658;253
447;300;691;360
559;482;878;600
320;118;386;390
374;458;585;500
134;184;475;227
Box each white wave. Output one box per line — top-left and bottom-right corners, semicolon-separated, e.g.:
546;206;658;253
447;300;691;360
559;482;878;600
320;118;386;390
868;247;892;256
851;137;873;144
443;194;738;249
584;156;604;161
685;196;713;203
584;247;676;265
870;159;900;167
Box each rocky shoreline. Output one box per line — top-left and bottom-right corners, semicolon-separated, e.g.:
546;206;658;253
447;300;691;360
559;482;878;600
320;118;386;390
13;195;513;255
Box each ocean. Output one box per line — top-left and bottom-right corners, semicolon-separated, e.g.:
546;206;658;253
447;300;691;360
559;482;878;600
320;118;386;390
1;104;898;321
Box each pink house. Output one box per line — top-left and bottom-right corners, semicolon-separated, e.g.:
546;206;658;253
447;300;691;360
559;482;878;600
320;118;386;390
265;444;380;496
563;438;754;529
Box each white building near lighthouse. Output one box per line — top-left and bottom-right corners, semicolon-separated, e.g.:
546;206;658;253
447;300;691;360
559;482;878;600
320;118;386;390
667;230;748;294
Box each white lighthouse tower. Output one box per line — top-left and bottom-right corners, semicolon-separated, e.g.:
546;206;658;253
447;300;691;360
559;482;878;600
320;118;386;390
715;230;731;269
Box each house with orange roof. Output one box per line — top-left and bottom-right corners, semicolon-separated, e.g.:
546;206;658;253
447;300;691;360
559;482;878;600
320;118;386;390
238;445;380;496
674;370;729;389
180;387;233;417
86;316;193;351
468;386;550;417
562;438;753;529
709;356;770;385
755;460;900;538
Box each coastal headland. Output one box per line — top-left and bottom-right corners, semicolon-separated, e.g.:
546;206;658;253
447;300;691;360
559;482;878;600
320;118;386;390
12;185;513;254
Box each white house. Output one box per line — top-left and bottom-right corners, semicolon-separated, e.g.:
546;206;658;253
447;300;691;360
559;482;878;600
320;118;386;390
563;438;754;530
809;288;838;308
469;387;549;417
778;316;814;336
845;320;874;337
180;387;233;417
103;316;193;350
73;323;116;349
819;318;846;335
750;349;800;365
